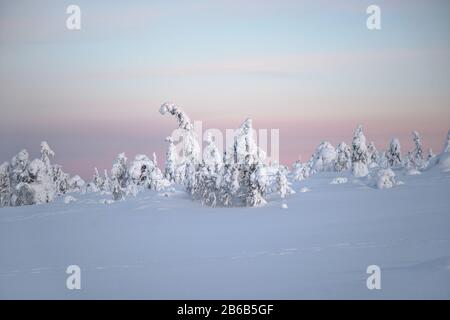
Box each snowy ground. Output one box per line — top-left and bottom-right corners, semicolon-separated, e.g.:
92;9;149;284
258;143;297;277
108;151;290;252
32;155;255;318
0;167;449;299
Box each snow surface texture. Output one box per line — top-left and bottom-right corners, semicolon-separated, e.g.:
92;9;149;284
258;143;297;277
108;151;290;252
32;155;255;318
0;166;449;299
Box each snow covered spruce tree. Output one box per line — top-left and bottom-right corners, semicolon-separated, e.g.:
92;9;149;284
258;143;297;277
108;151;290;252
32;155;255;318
0;162;11;207
367;142;380;168
92;167;104;192
10;149;31;191
68;175;85;193
276;166;295;199
164;136;178;183
52;164;69;195
292;160;310;181
406;131;425;171
203;133;222;168
334;142;352;172
351;125;369;177
111;153;128;189
309;141;336;172
127;154;166;194
386;138;402;168
27;157;56;204
160;102;200;182
103;169;111;192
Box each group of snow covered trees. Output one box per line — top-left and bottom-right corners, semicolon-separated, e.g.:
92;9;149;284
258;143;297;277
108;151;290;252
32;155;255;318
292;125;443;182
1;102;448;208
0;142;73;207
159;102;293;207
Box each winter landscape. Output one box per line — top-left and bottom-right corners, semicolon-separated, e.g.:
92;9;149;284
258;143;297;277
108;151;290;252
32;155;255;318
1;103;449;299
1;0;450;301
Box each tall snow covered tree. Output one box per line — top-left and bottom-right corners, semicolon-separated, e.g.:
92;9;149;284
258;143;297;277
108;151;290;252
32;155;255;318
407;130;425;170
203;133;222;168
10;149;31;187
52;164;69;195
334;142;352;172
0;162;11;207
292;160;310;180
164;136;178;182
10;149;32;206
228;118;265;165
159;102;200;165
386;138;402;168
27;158;55;204
103;169;111;192
111;177;124;201
351;125;369;177
92;167;104;192
111;153;128;189
40;141;55;174
276;166;295;199
367;142;380;168
245;159;267;207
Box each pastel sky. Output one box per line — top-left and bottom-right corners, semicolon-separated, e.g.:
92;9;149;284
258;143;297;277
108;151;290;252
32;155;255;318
0;0;449;179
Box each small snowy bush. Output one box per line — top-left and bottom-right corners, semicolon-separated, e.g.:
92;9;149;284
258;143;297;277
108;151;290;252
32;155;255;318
376;169;396;189
64;196;77;204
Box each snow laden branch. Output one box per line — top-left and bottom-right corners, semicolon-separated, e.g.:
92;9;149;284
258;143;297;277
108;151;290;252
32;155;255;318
159;102;200;165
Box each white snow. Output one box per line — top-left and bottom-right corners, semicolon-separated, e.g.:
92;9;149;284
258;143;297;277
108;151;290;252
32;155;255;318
299;187;310;193
0;167;449;299
64;196;77;204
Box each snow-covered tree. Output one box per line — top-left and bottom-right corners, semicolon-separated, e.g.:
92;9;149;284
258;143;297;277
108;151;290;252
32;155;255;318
292;160;310;180
92;167;104;192
27;158;55;204
406;131;425;170
128;155;152;186
103;169;111;192
111;153;128;188
0;162;11;207
69;175;85;193
386;138;402;168
10;149;31;187
276;166;295;199
159;102;200;165
367;142;380;168
376;169;397;189
203;133;222;168
351;125;369;177
228;118;265;165
52;164;69;195
309;141;336;172
218;163;235;206
246;160;267;207
112;178;124;201
40;141;55;173
334;142;352;172
164;136;178;182
13;183;35;206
